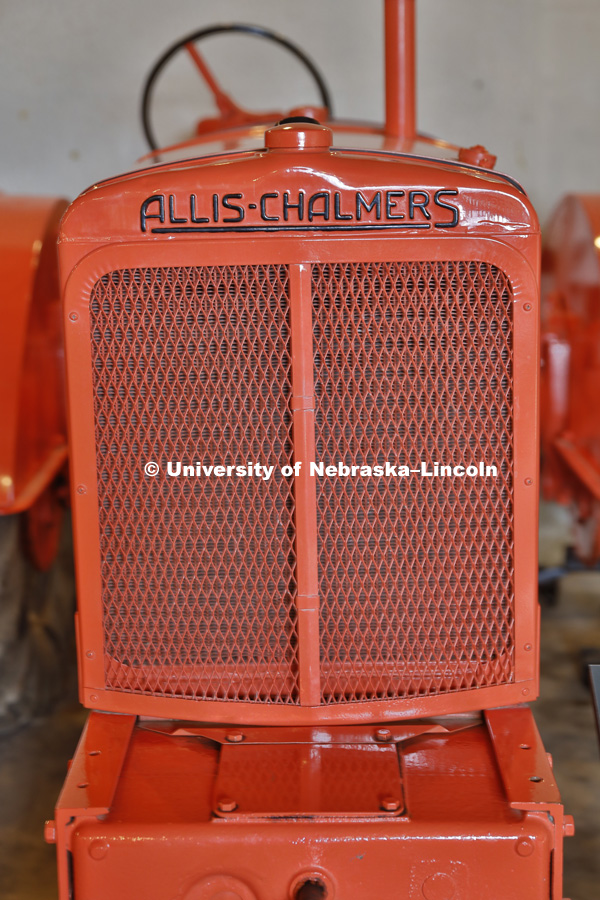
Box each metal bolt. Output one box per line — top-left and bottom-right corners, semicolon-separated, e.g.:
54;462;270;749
69;311;79;322
77;484;87;495
516;838;534;857
89;840;109;860
86;650;95;659
374;727;392;742
523;303;532;311
524;478;533;486
225;731;245;743
524;643;532;651
380;795;401;812
217;797;237;813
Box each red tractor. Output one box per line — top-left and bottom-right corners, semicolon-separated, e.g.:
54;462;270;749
541;194;600;564
47;3;573;898
0;193;73;733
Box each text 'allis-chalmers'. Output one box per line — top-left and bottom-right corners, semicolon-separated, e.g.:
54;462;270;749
139;187;461;232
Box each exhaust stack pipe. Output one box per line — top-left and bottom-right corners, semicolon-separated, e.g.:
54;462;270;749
384;0;416;141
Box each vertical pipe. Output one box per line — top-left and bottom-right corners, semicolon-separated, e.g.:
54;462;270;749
384;0;416;141
288;263;321;707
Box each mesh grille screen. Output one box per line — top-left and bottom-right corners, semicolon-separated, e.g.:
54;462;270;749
89;258;515;710
312;261;515;703
91;265;299;703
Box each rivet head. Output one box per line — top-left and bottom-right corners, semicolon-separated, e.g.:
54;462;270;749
380;795;401;812
217;797;237;813
524;303;532;311
525;478;533;486
521;688;530;696
86;650;95;659
77;484;87;494
89;840;109;860
516;838;534;857
524;643;532;651
69;311;79;322
225;731;245;743
374;727;392;742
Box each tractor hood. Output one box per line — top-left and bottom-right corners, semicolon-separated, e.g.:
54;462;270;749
59;122;538;278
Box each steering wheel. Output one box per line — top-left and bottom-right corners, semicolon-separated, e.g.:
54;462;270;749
141;23;333;151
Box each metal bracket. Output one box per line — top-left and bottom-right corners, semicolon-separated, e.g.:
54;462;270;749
51;712;136;900
139;721;450;745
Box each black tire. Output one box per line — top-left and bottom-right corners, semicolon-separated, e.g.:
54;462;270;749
0;512;75;735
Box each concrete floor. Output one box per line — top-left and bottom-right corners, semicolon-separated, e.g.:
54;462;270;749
0;689;85;900
538;571;600;900
0;503;599;900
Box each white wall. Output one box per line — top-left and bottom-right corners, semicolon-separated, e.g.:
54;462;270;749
1;0;599;225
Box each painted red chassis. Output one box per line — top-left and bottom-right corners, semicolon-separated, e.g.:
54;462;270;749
47;705;572;900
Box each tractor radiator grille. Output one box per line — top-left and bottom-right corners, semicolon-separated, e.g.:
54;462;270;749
90;259;514;707
313;261;514;701
91;266;299;703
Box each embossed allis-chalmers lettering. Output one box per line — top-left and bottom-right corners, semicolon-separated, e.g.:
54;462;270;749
139;188;460;233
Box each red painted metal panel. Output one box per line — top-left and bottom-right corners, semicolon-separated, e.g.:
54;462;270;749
52;709;567;900
213;742;404;817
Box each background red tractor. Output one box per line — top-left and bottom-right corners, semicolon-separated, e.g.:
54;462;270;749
541;194;600;564
0;194;74;733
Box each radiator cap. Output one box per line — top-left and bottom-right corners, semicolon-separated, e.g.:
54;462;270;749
265;120;332;151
